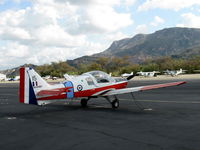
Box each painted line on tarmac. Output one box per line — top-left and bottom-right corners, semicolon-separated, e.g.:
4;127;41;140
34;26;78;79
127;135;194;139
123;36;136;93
62;98;200;104
0;94;16;96
120;99;200;104
5;117;17;120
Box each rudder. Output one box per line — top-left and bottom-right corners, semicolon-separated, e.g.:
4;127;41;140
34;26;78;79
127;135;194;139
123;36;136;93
19;67;38;105
19;67;50;105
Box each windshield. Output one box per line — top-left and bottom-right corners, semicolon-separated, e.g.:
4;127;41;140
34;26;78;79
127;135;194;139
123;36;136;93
84;71;115;83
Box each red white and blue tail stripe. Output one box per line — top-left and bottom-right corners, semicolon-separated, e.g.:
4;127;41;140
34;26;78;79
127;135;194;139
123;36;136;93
19;67;38;105
19;67;52;105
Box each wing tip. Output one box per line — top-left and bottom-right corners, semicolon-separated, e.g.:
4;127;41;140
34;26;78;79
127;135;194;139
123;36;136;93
178;81;186;85
141;81;186;91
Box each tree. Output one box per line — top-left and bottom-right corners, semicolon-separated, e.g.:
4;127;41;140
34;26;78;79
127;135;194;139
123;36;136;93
36;61;76;77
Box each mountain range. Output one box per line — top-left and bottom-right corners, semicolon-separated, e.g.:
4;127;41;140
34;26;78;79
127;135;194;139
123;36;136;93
68;27;200;67
2;27;200;76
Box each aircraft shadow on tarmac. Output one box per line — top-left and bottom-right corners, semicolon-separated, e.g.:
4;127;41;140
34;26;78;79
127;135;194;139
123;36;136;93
1;101;155;119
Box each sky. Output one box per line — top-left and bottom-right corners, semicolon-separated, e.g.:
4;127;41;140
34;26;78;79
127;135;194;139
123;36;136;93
0;0;200;70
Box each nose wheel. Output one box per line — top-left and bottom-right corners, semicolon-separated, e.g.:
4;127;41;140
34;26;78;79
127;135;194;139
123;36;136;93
111;99;119;108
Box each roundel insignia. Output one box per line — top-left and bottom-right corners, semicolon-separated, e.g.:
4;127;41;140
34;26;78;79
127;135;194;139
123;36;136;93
77;85;83;91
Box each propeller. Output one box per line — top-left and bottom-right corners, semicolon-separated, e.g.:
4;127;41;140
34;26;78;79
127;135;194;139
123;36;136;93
126;74;135;80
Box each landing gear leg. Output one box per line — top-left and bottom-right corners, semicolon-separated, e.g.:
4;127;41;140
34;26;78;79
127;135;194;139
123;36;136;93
105;96;119;109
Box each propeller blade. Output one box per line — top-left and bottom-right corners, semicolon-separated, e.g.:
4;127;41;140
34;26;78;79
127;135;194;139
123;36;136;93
127;74;135;80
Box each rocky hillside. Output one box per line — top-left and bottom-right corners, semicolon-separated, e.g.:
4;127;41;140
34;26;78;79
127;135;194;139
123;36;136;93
0;64;36;77
96;27;200;60
68;27;200;66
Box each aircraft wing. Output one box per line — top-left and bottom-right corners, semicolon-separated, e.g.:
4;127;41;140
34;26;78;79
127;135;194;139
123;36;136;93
102;81;186;96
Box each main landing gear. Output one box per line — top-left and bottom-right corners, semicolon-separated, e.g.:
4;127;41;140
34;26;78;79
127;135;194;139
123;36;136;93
111;99;119;109
105;96;119;109
80;94;150;110
81;98;88;107
80;96;119;109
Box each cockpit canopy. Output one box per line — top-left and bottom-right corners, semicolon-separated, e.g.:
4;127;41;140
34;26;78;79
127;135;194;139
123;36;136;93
83;71;115;83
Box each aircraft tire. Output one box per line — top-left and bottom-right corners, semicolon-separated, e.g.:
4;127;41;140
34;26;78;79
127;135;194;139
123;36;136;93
81;99;88;107
112;100;119;109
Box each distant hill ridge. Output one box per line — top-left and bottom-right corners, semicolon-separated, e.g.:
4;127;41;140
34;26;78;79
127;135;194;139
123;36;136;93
2;27;200;76
0;64;36;77
68;27;200;67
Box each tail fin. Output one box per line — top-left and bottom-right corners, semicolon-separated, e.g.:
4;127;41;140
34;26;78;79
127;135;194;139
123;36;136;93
19;67;50;105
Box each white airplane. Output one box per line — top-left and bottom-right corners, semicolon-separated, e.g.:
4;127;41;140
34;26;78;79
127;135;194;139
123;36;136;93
121;72;134;78
137;71;160;77
19;67;186;108
164;68;185;77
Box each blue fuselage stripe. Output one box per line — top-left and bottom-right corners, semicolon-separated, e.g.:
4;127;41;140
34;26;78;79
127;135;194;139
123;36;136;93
64;81;74;99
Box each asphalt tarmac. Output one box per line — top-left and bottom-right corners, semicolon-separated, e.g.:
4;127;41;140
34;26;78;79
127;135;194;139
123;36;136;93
0;79;200;150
